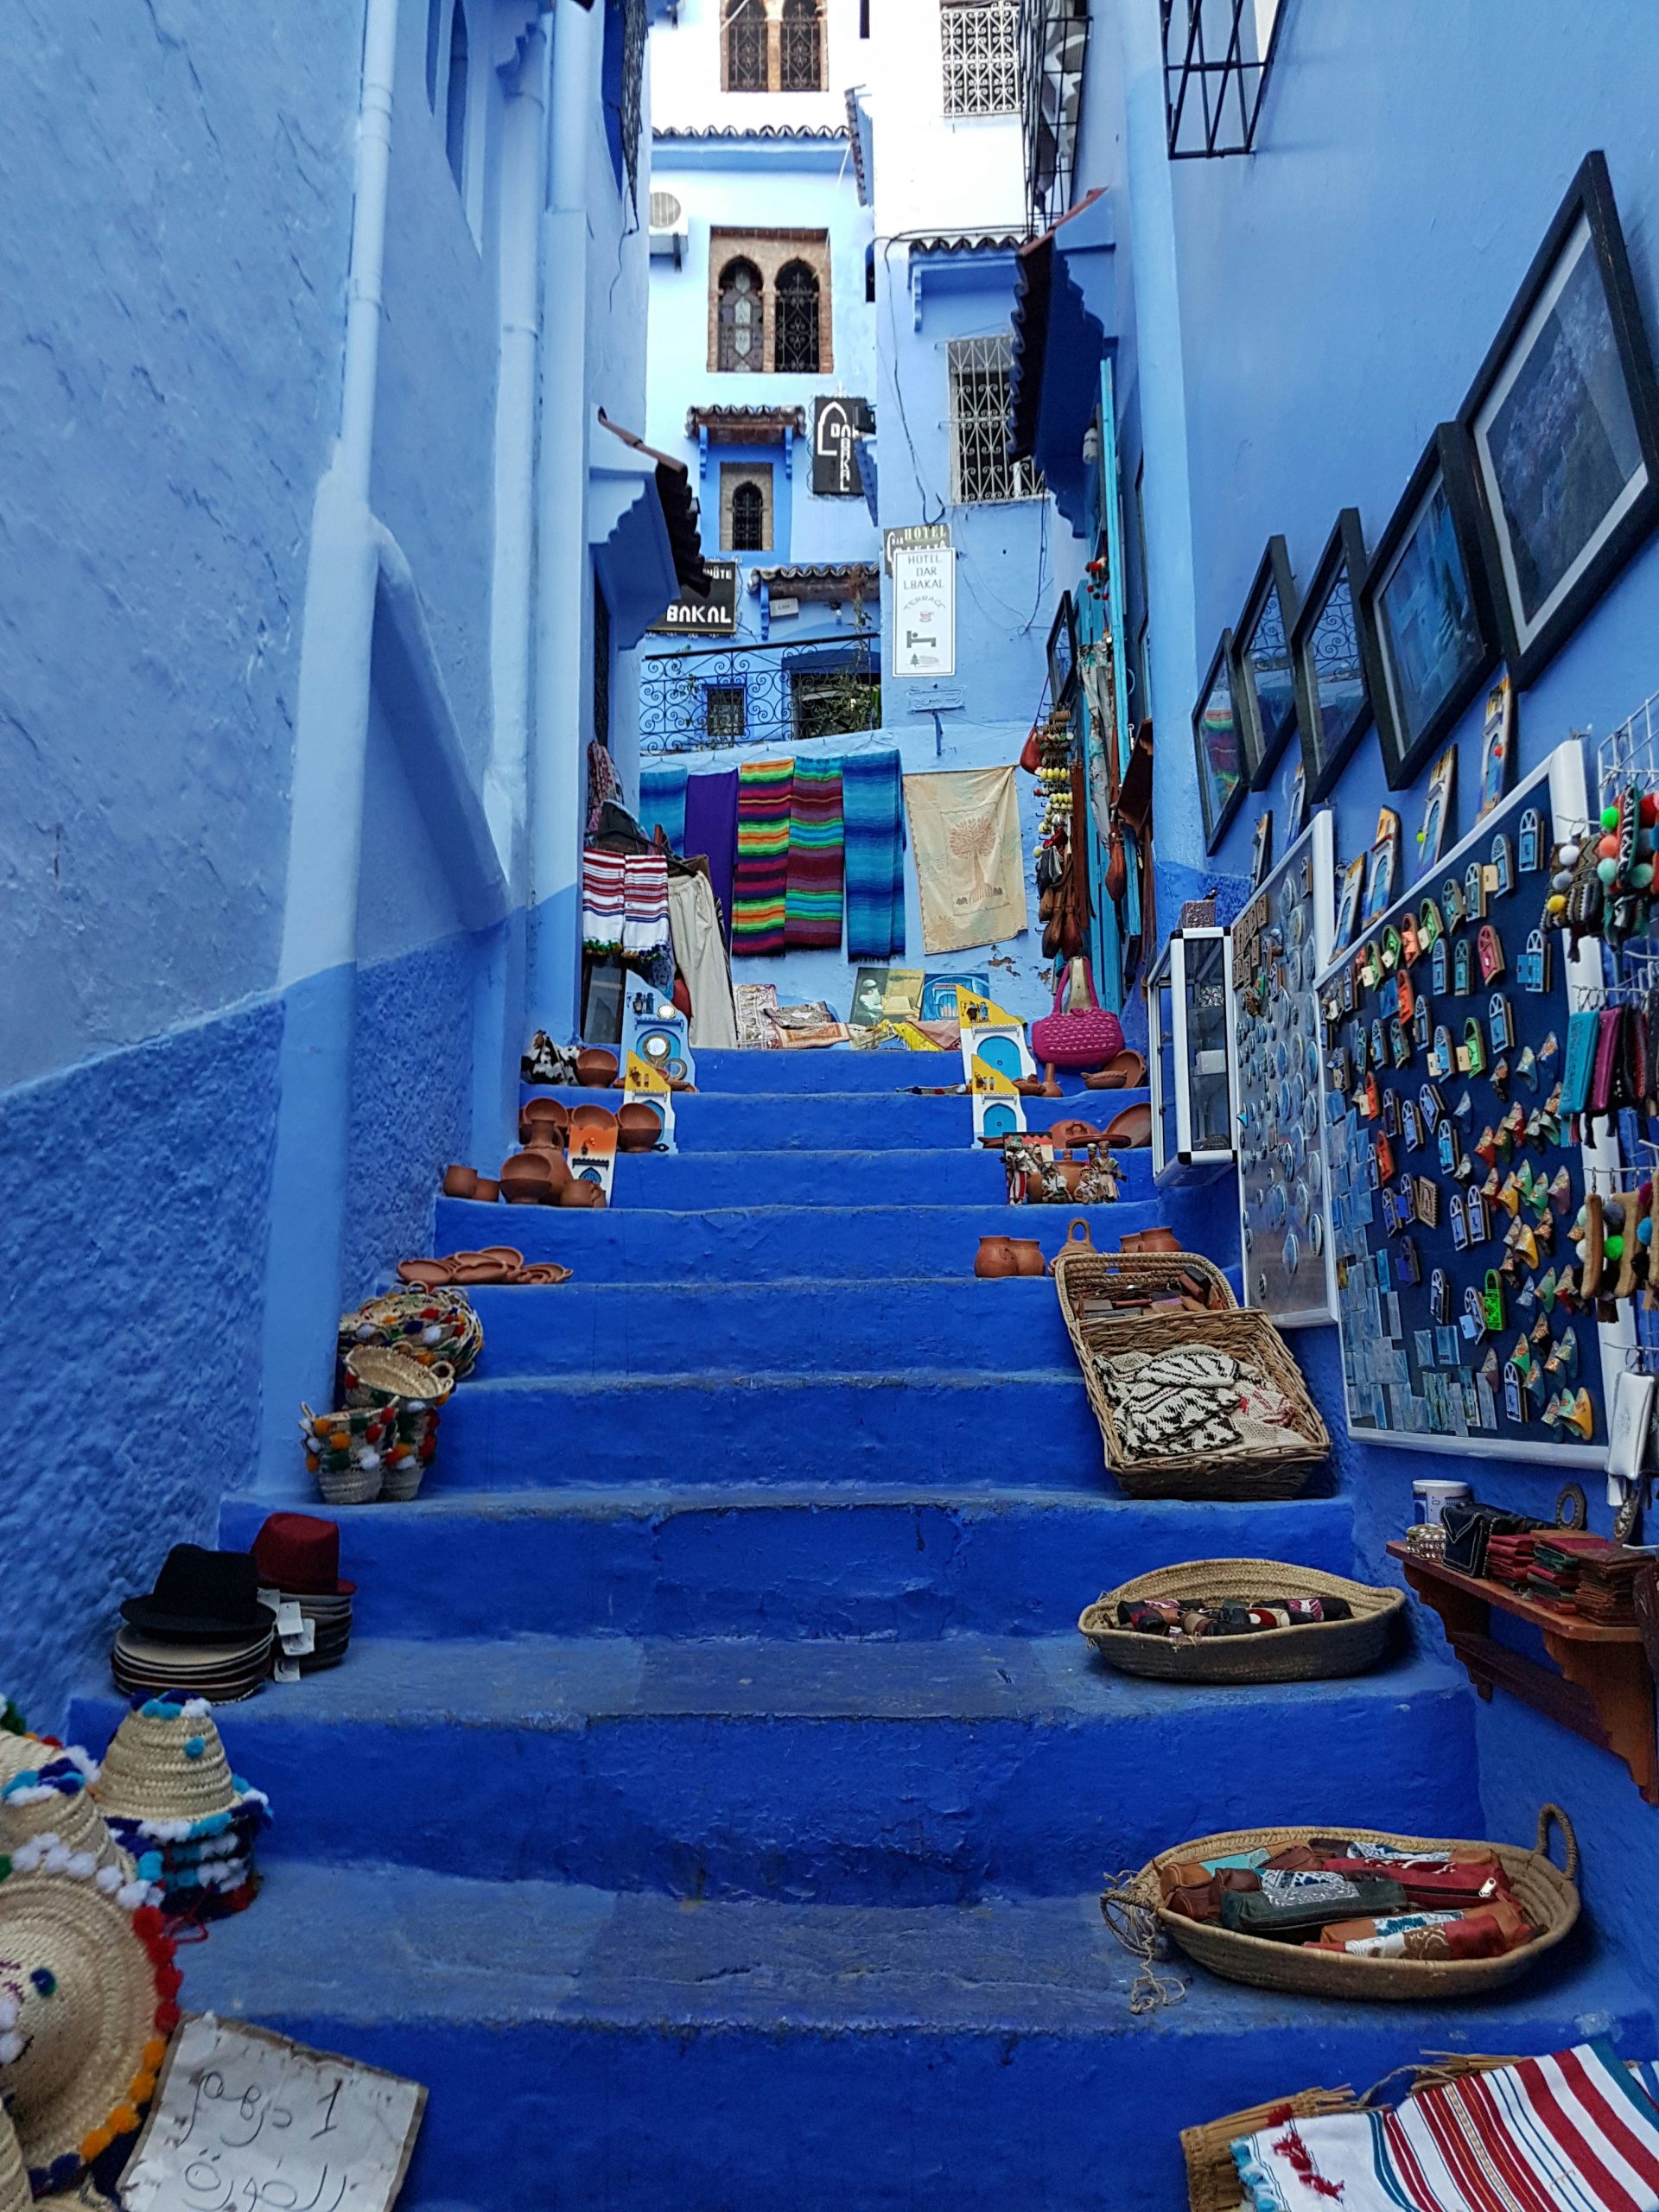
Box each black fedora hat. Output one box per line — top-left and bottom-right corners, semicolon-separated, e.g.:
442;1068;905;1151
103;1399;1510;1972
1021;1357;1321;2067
120;1544;275;1643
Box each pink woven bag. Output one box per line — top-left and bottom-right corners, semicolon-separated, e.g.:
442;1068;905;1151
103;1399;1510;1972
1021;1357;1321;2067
1030;957;1124;1070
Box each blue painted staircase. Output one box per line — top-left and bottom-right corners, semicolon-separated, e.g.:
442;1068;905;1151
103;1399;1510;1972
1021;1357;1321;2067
71;1049;1655;2208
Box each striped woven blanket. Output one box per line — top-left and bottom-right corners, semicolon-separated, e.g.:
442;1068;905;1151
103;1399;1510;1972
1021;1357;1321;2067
843;748;906;961
733;758;793;957
1232;2041;1659;2211
785;757;845;950
639;765;688;855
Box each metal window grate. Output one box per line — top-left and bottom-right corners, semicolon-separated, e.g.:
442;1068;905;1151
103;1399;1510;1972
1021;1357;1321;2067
947;335;1043;505
717;259;765;372
793;669;881;741
1020;0;1090;231
779;0;823;89
724;0;768;89
641;637;880;757
1160;0;1285;159
729;481;766;551
942;2;1020;119
706;684;747;739
774;261;821;373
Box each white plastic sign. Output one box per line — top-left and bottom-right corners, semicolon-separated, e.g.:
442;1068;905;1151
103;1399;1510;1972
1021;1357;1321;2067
893;542;956;677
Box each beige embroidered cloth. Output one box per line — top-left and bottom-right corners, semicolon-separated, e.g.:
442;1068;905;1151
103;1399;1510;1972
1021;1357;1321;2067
902;764;1029;954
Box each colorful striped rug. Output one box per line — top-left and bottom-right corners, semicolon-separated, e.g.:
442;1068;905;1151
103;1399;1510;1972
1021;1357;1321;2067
785;757;845;950
639;765;688;855
842;748;906;961
733;757;794;956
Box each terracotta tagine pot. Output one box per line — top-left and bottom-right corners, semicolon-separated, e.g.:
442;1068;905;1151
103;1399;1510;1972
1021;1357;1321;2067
442;1164;478;1199
616;1103;661;1153
474;1178;500;1203
560;1178;607;1209
576;1048;619;1088
1009;1239;1046;1277
974;1236;1019;1280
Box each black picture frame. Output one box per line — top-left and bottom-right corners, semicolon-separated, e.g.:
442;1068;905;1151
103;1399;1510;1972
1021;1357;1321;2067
1046;589;1079;711
1459;151;1659;690
1292;509;1387;802
1192;629;1246;854
1360;423;1499;790
1230;535;1301;791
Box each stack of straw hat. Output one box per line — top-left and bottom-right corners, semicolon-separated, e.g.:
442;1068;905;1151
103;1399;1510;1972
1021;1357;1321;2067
0;1730;131;1886
251;1513;355;1672
111;1547;276;1703
92;1700;270;1921
0;1836;178;2199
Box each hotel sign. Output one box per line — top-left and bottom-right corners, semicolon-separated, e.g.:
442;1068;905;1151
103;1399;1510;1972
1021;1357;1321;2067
649;559;738;636
812;396;874;497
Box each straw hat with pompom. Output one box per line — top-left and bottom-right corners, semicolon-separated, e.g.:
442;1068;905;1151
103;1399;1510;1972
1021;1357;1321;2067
0;1743;130;1886
92;1700;240;1827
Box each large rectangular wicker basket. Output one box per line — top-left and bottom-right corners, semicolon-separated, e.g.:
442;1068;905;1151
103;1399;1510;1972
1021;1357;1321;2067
1079;1560;1403;1684
1052;1251;1329;1498
1133;1808;1579;2004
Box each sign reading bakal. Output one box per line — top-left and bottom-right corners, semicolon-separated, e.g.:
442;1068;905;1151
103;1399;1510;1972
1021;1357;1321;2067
649;559;738;636
812;396;873;497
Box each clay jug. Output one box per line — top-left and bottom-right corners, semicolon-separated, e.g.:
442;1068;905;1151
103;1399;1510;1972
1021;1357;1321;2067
974;1236;1018;1280
1010;1239;1046;1277
1130;1226;1181;1255
474;1178;500;1203
560;1178;607;1209
442;1164;478;1199
1048;1219;1096;1274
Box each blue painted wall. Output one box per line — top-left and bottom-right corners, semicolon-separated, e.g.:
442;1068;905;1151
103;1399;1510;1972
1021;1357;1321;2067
1083;0;1659;1982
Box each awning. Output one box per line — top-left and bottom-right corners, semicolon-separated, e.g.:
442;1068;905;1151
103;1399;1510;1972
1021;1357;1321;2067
1007;188;1116;536
746;562;880;606
684;404;807;445
596;411;709;597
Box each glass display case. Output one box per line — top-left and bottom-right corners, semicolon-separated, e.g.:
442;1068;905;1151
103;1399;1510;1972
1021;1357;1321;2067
1147;926;1236;1185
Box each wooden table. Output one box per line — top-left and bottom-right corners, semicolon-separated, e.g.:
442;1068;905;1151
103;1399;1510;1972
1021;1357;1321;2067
1388;1541;1657;1802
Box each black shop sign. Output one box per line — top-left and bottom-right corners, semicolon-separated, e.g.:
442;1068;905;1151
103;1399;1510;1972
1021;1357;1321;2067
649;559;739;636
812;396;874;497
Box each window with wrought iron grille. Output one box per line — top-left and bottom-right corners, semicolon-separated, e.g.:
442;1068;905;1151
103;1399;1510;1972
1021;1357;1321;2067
705;685;747;740
779;0;823;89
774;261;821;373
792;669;881;741
723;0;768;89
721;464;772;552
940;1;1019;118
947;335;1042;505
716;259;765;372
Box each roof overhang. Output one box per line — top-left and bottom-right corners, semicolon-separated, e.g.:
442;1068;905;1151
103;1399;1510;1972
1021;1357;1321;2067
591;411;709;647
685;404;807;446
906;238;1023;332
1007;188;1116;536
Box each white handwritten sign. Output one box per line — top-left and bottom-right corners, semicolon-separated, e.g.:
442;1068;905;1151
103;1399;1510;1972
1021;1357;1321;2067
121;2015;426;2212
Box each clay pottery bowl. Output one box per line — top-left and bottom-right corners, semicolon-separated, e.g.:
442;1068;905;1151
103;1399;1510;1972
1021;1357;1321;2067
521;1144;573;1195
1048;1117;1101;1150
1103;1102;1154;1148
616;1103;662;1154
476;1246;525;1269
442;1164;478;1199
397;1259;454;1287
1084;1049;1148;1091
449;1257;512;1285
1009;1239;1046;1277
524;1098;569;1138
474;1179;500;1203
500;1152;556;1202
519;1262;573;1285
560;1178;607;1210
973;1236;1019;1280
576;1048;619;1088
569;1104;618;1138
1122;1226;1181;1255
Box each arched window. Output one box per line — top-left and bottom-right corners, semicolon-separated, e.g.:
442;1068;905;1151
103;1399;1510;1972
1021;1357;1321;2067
444;1;469;189
717;258;765;372
424;0;444;107
723;0;768;91
774;260;821;373
779;0;823;89
730;480;766;552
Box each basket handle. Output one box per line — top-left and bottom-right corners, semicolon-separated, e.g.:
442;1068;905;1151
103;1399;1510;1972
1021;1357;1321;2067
1535;1802;1579;1881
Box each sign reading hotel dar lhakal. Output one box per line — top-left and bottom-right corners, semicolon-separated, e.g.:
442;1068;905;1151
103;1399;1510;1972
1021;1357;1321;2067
649;558;738;636
811;394;874;496
892;537;956;678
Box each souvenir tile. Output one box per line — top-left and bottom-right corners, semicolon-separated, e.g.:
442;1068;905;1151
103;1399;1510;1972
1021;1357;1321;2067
1389;1019;1412;1066
1382;1290;1402;1338
1374;1131;1395;1179
1459;1018;1486;1077
1518;808;1544;874
1477;925;1505;984
1329;1046;1351;1094
1464;860;1486;921
1516;928;1550;994
1381;1087;1401;1137
1370;1020;1387;1065
1352;1021;1370;1073
1381;1187;1400;1236
1436;1323;1461;1364
1401;913;1422;966
1420;1083;1444;1132
1414;1328;1436;1369
1437;1119;1461;1177
1341;966;1355;1014
1503;1362;1528;1424
1359;943;1380;991
1482;1269;1506;1332
1412;995;1432;1050
1395;969;1415;1023
1491;833;1515;896
1428;1026;1454;1079
1476;1375;1499;1429
1461;1285;1487;1339
1466;1189;1490;1243
1396;1236;1422;1286
1395;1173;1417;1224
1401;1098;1423;1151
1429;1268;1451;1325
1490;993;1513;1054
1451;1194;1470;1251
1441;878;1467;930
1431;938;1450;995
1381;925;1402;972
1414;1176;1440;1227
1362;1072;1381;1120
1452;938;1474;995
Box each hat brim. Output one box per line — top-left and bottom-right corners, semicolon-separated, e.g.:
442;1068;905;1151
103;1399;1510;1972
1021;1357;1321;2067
118;1599;276;1641
258;1573;356;1599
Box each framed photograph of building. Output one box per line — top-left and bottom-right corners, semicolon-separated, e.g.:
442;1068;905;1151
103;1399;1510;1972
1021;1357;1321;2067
1459;152;1659;690
1192;629;1245;853
1231;534;1301;789
1361;425;1498;788
1046;590;1079;711
1291;509;1385;802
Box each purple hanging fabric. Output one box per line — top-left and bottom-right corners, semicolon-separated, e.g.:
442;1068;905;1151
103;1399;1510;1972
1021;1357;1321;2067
683;768;740;946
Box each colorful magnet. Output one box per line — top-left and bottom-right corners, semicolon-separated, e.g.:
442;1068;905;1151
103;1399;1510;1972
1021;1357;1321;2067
1451;1194;1470;1251
1465;861;1487;921
1442;879;1467;930
1414;1176;1440;1228
1516;928;1551;994
1382;925;1402;972
1437;1119;1462;1177
1382;1085;1401;1136
1428;1026;1454;1079
1431;939;1450;995
1419;1083;1444;1132
1477;925;1505;985
1518;809;1544;874
1482;1269;1506;1332
1453;938;1474;995
1395;1235;1421;1286
1491;833;1515;896
1429;1268;1452;1325
1460;1018;1486;1077
1401;913;1422;966
1490;993;1513;1052
1395;969;1415;1023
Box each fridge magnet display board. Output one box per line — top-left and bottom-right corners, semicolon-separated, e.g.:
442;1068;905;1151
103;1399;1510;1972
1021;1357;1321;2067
1231;808;1338;1327
1314;739;1622;1464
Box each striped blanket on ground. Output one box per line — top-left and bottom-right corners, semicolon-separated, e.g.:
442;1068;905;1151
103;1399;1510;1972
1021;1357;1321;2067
733;757;793;956
1231;2041;1659;2211
842;748;906;961
785;757;845;950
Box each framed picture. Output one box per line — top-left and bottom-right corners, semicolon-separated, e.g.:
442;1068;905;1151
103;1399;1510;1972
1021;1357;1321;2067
1333;852;1367;951
1291;510;1385;802
1363;807;1402;923
1231;535;1301;790
1416;743;1457;875
1287;760;1307;838
1046;590;1079;712
1477;676;1515;817
1362;424;1499;789
1249;809;1274;890
1459;152;1659;690
1192;630;1246;854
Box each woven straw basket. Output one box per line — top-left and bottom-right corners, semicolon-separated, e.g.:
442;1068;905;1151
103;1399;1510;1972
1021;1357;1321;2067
1053;1251;1329;1499
341;1346;455;1408
93;1705;238;1825
1180;2056;1516;2212
1079;1561;1404;1684
1133;1808;1579;2003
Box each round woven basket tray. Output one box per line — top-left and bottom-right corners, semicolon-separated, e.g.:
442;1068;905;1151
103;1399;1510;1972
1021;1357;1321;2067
1079;1560;1404;1684
1135;1808;1579;2003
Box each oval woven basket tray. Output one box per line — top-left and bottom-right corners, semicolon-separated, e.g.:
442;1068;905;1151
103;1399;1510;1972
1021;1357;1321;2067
1079;1560;1404;1684
1137;1808;1579;2003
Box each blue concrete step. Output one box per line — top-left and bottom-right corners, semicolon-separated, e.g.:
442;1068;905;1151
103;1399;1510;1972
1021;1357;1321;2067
71;1642;1476;1902
467;1279;1084;1377
219;1488;1360;1640
598;1147;1158;1209
558;1046;995;1093
182;1860;1653;2212
431;1194;1222;1281
519;1084;1149;1152
429;1368;1294;1490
